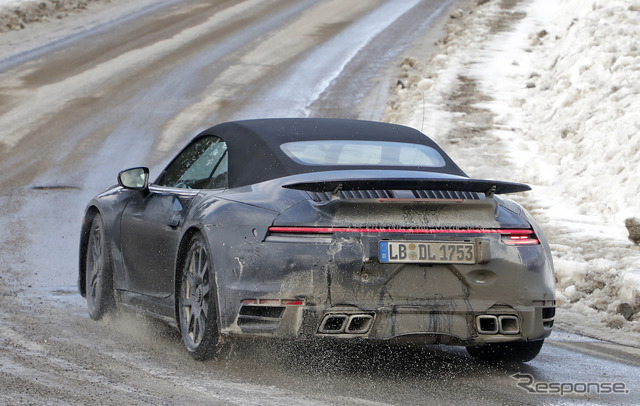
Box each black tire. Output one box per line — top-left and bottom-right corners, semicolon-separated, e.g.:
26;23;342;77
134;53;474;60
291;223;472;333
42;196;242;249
85;213;115;320
178;234;220;360
466;339;544;363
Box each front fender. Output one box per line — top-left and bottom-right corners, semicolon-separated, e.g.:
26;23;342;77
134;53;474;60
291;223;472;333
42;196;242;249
78;186;138;296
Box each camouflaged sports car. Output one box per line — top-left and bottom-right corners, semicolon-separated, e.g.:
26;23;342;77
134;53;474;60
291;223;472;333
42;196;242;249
79;118;555;362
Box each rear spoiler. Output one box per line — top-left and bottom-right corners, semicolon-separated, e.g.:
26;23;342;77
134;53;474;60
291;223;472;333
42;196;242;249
282;178;531;196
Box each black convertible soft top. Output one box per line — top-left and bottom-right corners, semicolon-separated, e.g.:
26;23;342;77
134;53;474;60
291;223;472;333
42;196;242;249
200;118;467;188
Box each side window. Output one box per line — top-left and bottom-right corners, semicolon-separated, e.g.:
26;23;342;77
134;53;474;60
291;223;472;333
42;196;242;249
206;152;228;189
157;136;228;189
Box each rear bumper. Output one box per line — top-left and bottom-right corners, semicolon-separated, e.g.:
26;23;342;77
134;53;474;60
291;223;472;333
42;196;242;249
213;230;555;346
231;299;555;345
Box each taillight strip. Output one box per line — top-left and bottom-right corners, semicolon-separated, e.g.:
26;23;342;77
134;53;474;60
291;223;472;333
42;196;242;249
268;226;536;235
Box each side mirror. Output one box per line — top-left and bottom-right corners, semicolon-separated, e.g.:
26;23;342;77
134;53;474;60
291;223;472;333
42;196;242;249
118;167;149;191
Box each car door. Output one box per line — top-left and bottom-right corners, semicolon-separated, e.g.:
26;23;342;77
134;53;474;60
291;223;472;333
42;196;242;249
120;135;228;297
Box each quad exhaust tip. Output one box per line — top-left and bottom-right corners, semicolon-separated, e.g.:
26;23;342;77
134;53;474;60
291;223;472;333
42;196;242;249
318;314;374;335
498;315;519;334
476;314;520;335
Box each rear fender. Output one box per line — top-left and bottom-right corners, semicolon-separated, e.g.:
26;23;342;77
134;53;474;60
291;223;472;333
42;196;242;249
195;199;282;332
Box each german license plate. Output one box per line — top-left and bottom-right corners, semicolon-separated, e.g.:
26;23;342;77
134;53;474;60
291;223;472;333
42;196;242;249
379;241;475;264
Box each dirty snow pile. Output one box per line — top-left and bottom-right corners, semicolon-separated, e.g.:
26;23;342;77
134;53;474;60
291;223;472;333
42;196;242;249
384;0;640;345
0;0;100;31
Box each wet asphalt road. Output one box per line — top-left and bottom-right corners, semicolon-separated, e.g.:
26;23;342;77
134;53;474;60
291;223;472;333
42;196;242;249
0;0;638;404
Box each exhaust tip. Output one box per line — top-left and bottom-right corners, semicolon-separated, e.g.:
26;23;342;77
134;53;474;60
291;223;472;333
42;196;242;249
318;314;348;334
476;314;520;335
345;315;374;334
476;315;499;334
498;315;520;334
318;313;374;335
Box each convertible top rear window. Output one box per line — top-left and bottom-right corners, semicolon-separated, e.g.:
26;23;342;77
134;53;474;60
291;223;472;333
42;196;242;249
280;141;446;168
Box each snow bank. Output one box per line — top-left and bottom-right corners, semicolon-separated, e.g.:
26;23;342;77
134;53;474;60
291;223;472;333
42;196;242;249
497;0;640;226
0;0;100;31
0;0;26;6
473;0;640;340
384;0;640;344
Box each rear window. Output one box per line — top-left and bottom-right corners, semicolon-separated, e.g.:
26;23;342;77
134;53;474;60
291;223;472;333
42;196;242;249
280;140;446;168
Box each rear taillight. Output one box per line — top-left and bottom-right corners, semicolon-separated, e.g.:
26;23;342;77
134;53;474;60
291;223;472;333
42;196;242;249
500;230;540;245
269;226;540;244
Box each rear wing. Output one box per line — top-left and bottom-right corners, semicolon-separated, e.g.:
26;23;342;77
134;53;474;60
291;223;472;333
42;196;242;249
282;178;531;196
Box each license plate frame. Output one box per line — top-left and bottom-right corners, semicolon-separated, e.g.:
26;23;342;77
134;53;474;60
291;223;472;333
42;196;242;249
379;241;476;264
